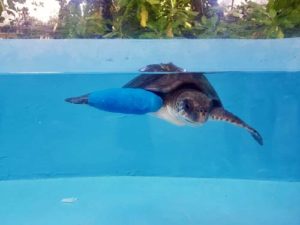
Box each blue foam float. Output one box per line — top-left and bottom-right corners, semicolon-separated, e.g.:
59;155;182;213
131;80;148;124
65;88;163;115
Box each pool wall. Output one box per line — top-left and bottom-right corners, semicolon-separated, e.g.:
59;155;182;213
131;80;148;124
1;39;299;73
0;39;300;181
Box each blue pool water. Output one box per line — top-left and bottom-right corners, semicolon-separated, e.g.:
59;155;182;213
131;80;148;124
0;71;300;225
0;39;300;225
0;72;300;181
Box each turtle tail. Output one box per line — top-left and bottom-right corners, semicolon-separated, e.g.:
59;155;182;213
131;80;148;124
65;95;89;104
210;107;263;145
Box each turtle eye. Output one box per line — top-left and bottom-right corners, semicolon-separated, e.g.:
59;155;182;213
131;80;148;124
182;99;192;111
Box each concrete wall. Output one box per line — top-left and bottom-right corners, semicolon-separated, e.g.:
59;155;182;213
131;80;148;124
1;39;300;73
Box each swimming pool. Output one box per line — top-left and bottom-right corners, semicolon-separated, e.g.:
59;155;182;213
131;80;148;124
0;39;300;225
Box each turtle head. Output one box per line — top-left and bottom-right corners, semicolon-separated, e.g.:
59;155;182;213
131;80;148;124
174;90;212;124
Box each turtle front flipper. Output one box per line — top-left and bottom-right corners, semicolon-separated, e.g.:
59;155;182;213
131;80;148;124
209;107;263;145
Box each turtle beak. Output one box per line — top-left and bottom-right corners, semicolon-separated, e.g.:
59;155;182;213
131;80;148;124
182;111;206;125
196;110;209;124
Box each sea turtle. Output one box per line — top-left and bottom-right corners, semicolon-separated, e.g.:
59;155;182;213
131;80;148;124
124;63;263;145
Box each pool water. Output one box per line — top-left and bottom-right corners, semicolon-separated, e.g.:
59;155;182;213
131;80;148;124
0;71;300;225
1;177;299;225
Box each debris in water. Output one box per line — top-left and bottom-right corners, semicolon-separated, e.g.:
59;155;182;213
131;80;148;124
61;197;78;203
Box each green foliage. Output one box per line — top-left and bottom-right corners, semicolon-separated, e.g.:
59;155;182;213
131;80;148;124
57;1;83;38
151;0;197;38
106;0;146;38
267;0;300;37
29;0;300;38
56;0;110;38
1;0;300;38
106;0;199;38
0;0;4;14
221;1;285;38
186;1;293;39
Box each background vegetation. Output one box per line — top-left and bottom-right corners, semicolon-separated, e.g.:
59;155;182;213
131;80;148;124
1;0;300;38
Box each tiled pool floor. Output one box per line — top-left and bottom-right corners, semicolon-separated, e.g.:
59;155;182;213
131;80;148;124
0;176;299;225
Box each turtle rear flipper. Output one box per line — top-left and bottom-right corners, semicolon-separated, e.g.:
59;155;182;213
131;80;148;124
210;107;263;145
